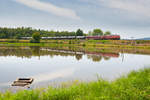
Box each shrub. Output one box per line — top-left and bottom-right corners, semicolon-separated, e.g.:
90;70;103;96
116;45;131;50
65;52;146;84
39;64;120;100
30;39;40;43
82;43;86;47
69;40;72;44
30;32;41;43
7;39;19;43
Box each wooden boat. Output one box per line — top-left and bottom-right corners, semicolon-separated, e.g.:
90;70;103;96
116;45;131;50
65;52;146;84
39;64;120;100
11;78;34;87
11;82;30;87
14;78;34;83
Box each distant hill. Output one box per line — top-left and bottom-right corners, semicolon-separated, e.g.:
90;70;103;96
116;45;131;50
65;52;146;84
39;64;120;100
136;37;150;40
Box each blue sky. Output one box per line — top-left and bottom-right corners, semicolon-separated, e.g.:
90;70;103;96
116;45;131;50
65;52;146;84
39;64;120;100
0;0;150;38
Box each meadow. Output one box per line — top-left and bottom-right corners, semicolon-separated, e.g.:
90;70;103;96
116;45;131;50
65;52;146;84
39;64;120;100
0;39;150;49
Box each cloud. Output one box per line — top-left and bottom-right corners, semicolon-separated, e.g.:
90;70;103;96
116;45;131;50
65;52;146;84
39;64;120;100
81;0;150;18
98;0;150;18
14;0;80;20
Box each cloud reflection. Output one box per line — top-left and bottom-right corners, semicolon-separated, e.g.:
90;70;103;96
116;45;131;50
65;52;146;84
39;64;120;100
31;67;75;83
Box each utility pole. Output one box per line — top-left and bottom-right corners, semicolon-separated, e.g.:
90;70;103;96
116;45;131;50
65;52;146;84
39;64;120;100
131;37;135;45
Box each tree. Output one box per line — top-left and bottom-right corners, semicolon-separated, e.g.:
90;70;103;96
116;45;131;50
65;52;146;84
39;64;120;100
15;34;22;39
0;33;6;38
30;32;41;43
0;27;85;39
76;29;83;36
92;29;103;36
88;31;92;36
104;31;111;35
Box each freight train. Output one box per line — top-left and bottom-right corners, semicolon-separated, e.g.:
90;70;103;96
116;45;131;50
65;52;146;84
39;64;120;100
22;35;120;40
42;35;120;40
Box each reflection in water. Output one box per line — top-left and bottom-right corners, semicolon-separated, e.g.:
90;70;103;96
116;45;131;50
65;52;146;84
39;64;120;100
32;67;75;83
0;46;150;91
75;54;83;61
30;46;40;56
0;46;119;62
1;46;150;63
87;55;102;62
103;56;110;61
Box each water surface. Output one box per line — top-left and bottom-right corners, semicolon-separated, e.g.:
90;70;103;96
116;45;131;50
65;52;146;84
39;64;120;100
0;46;150;91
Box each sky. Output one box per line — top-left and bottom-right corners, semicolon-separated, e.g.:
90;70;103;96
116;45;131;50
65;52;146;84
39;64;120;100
0;0;150;39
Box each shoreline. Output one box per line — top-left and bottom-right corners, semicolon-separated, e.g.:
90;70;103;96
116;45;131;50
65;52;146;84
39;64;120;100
0;39;150;49
0;68;149;100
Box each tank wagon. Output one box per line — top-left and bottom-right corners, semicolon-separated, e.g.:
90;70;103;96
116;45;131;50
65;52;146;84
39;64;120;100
21;35;120;40
42;35;120;40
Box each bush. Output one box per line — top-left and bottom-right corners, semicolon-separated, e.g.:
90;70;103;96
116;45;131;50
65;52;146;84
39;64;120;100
136;41;140;44
82;43;86;47
76;29;84;36
30;32;41;43
7;39;19;43
104;31;111;35
69;40;72;44
30;39;40;43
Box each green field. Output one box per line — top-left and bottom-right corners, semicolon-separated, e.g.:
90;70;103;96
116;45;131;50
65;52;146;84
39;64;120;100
0;68;150;100
0;39;150;49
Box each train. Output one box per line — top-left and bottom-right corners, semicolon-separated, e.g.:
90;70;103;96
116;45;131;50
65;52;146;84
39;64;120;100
42;35;120;40
21;35;120;40
85;35;120;40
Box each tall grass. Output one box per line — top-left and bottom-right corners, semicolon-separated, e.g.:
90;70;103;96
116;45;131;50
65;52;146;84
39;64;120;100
0;68;150;100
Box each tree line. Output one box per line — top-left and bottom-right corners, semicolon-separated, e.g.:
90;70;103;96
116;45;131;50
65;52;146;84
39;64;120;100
0;27;84;39
88;29;111;36
0;27;111;39
0;46;112;62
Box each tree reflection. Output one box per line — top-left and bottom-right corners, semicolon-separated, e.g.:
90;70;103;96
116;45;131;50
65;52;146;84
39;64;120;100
0;47;121;62
75;54;83;61
30;46;40;56
103;56;110;60
87;55;103;62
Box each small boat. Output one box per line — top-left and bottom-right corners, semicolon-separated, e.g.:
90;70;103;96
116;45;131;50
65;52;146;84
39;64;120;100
14;78;34;83
11;82;30;87
11;78;34;87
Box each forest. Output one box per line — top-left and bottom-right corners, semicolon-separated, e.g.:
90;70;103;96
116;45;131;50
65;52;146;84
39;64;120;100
0;27;111;39
0;27;84;39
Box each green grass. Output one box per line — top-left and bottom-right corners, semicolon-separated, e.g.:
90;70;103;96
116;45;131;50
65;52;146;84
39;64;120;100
0;68;150;100
0;41;150;49
1;39;150;50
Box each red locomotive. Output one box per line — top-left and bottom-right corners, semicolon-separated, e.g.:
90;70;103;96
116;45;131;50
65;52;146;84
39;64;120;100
86;35;120;40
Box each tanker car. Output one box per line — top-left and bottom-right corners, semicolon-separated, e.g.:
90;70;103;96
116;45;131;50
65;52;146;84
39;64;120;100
42;35;120;40
22;35;120;40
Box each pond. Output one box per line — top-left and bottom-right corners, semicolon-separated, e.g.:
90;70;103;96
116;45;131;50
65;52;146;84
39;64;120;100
0;46;150;91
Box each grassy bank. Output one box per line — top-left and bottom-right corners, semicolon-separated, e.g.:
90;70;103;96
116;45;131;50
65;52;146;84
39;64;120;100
0;68;150;100
0;39;150;49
